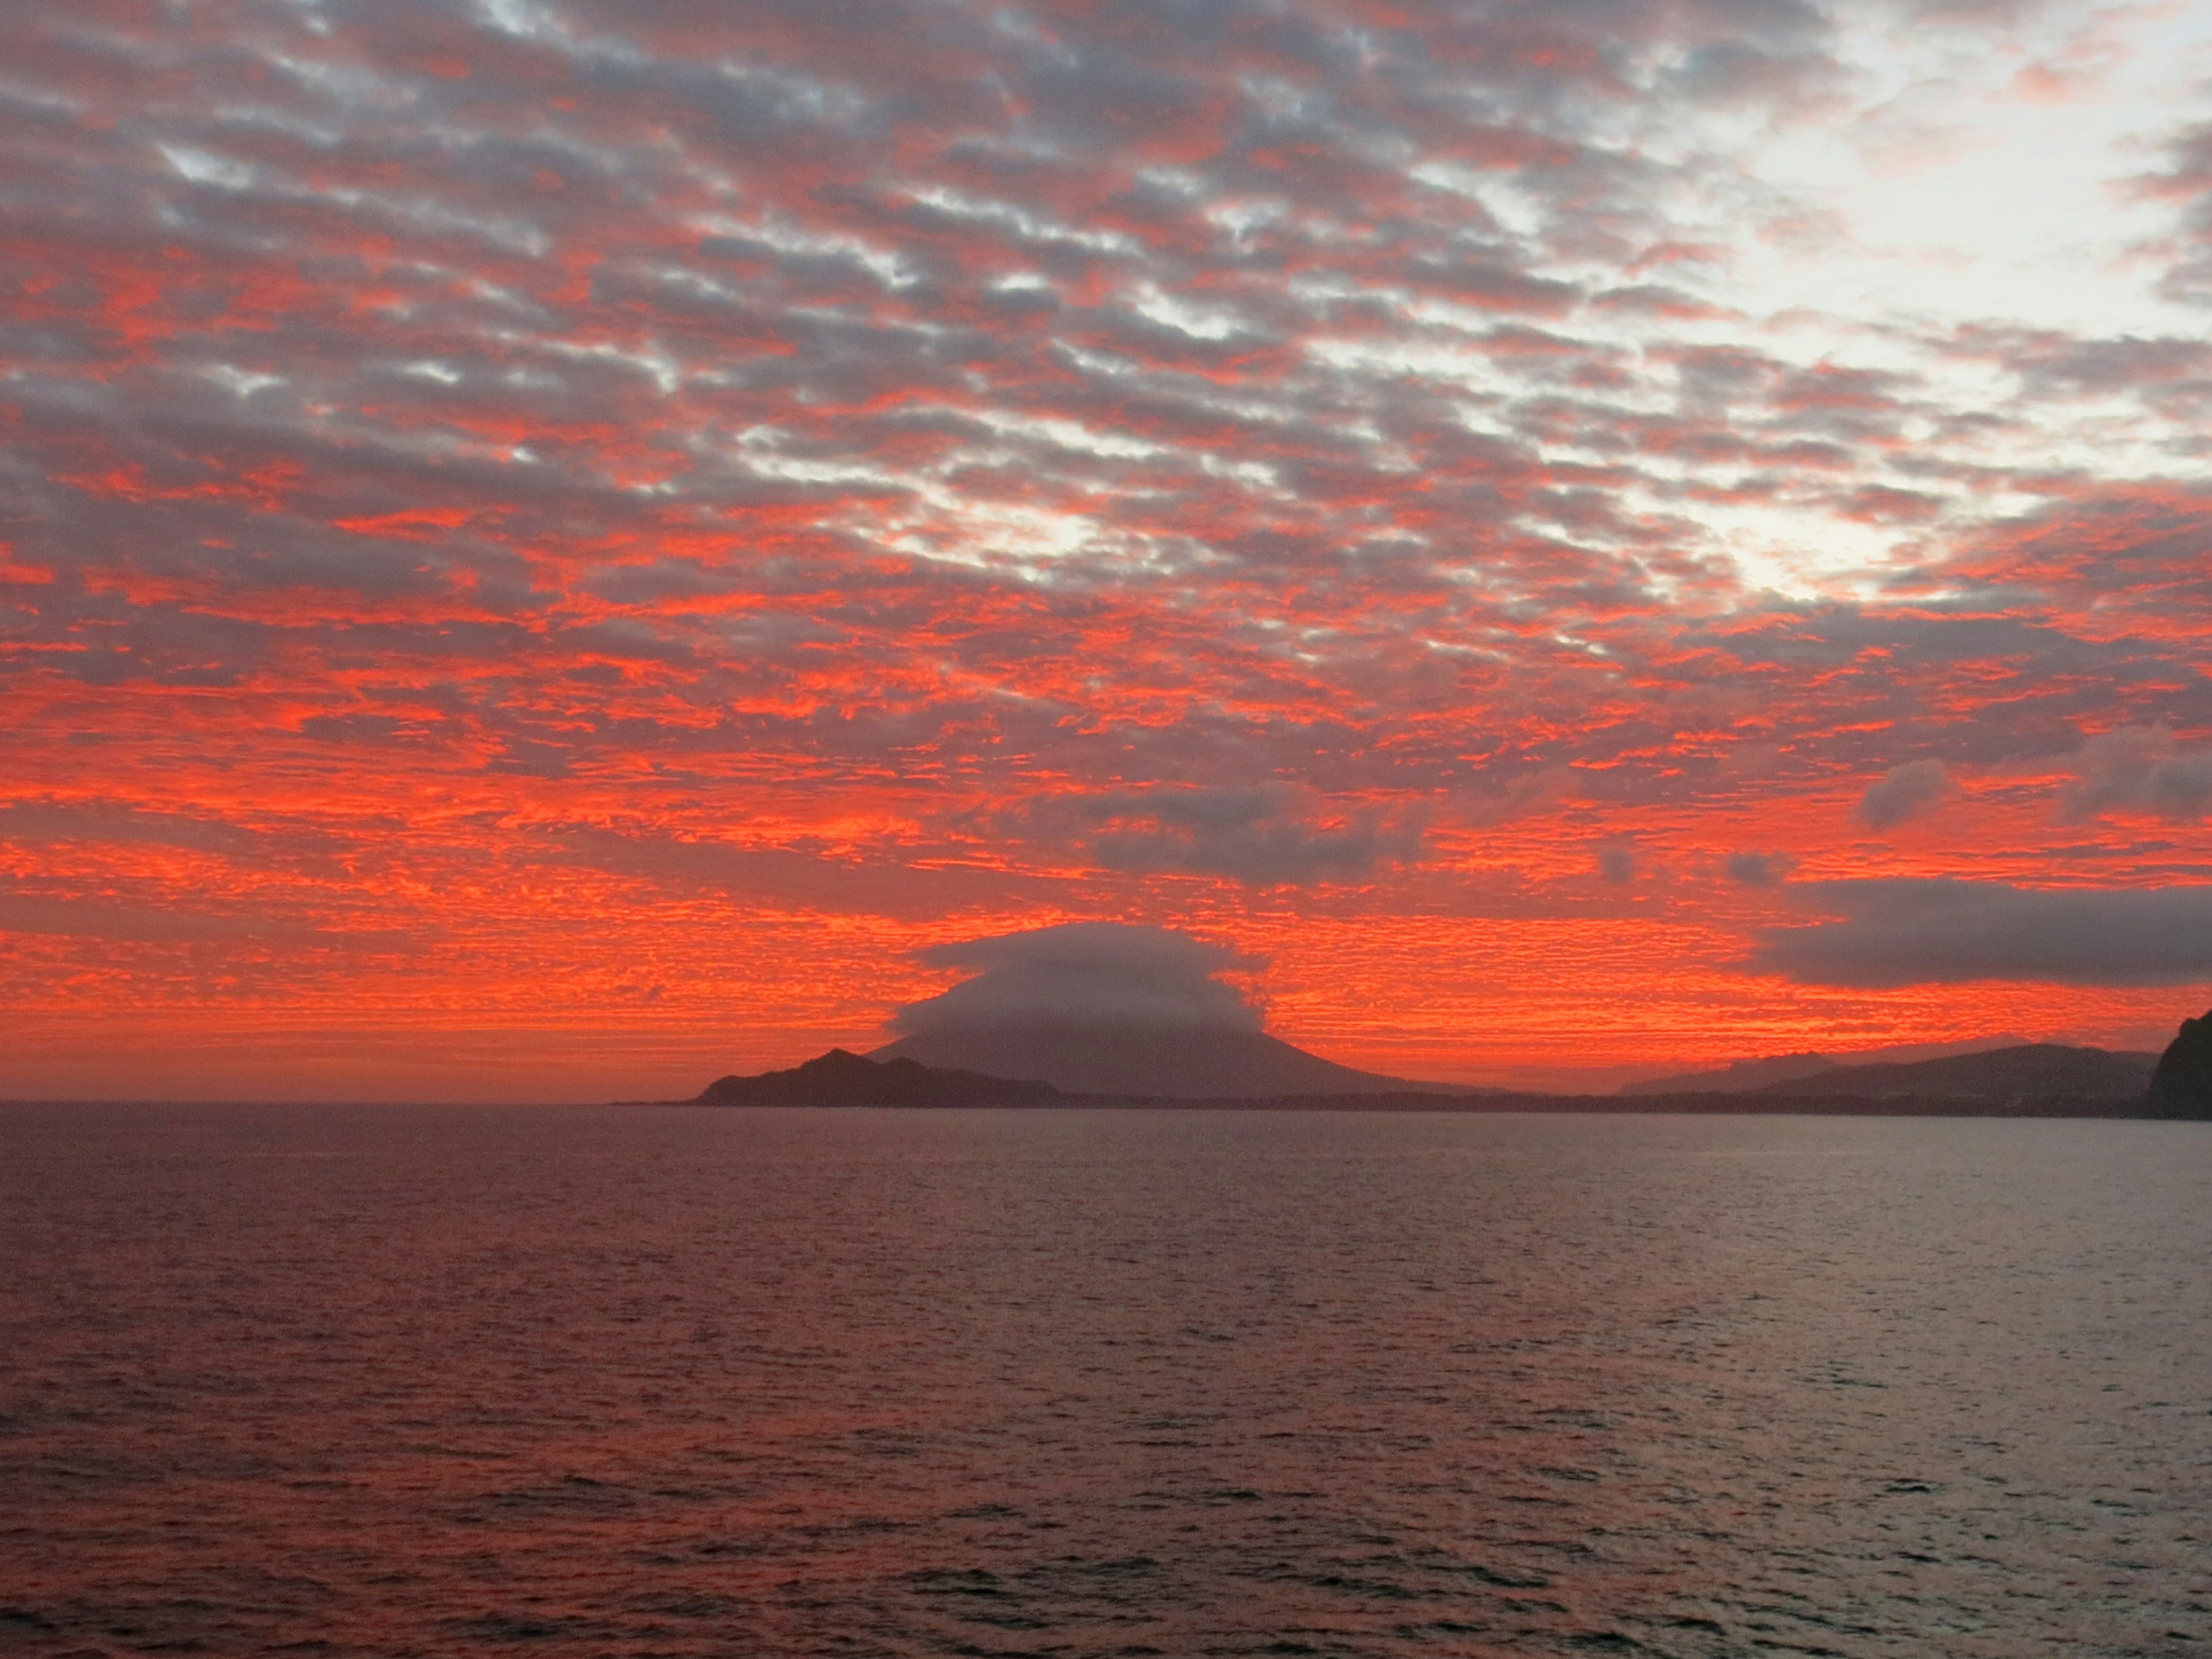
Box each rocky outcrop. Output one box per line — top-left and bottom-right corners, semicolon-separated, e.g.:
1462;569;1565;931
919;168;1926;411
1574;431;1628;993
695;1048;1059;1107
2148;1010;2212;1109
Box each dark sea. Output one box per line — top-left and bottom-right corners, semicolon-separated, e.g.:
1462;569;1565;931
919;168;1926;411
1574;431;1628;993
3;1104;2208;1659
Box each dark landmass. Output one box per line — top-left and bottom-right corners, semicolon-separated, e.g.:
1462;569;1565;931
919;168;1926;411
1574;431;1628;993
668;1040;2210;1119
1624;1042;2156;1101
1622;1051;1836;1094
870;1020;1488;1099
695;1048;1059;1107
1136;1088;2207;1119
1754;1043;2156;1101
2150;1007;2212;1109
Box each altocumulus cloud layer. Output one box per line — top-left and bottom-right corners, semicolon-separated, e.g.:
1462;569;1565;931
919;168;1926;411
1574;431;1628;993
2;0;2211;1097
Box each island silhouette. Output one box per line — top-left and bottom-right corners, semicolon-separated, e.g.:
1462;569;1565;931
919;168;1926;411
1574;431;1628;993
675;923;2211;1119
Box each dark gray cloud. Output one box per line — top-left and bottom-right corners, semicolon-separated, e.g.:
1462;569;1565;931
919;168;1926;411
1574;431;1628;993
892;922;1263;1033
1756;879;2212;986
2058;725;2212;822
1856;758;1952;830
1725;850;1782;885
2137;116;2212;308
1072;786;1423;886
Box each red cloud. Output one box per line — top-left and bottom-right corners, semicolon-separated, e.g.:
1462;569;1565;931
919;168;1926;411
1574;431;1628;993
0;0;2206;1099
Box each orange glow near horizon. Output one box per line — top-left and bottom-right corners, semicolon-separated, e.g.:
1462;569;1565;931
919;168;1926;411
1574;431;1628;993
5;2;2212;1101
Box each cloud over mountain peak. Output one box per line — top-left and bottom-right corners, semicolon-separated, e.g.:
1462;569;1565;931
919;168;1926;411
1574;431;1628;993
893;922;1266;1035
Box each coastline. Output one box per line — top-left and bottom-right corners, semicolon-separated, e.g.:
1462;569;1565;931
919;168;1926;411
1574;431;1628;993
626;1089;2211;1119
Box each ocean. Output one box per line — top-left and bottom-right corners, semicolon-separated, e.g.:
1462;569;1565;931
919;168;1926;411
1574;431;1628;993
3;1103;2207;1657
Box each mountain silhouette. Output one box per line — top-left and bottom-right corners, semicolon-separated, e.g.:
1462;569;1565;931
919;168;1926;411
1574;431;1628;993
1751;1043;2154;1101
869;1020;1435;1099
1619;1052;1836;1096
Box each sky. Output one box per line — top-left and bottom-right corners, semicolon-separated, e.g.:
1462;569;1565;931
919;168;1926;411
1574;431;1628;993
4;0;2212;1101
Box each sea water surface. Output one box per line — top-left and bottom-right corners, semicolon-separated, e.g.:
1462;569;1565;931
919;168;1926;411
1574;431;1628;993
2;1104;2208;1658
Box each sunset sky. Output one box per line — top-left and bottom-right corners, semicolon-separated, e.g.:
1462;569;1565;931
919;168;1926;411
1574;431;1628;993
5;0;2212;1101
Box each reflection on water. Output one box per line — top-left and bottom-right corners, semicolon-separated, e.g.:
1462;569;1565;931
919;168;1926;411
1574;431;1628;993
2;1104;2207;1657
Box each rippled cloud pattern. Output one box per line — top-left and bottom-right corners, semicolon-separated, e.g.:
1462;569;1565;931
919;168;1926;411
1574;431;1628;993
4;0;2211;1097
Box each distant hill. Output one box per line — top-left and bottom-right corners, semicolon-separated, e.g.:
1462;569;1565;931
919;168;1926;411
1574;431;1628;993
1753;1043;2156;1102
1620;1052;1836;1096
669;1041;2205;1119
695;1048;1059;1107
675;1036;2192;1117
870;1021;1448;1099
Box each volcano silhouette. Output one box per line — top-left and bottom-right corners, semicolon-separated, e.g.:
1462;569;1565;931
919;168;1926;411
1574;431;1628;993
872;921;1455;1097
870;1020;1420;1098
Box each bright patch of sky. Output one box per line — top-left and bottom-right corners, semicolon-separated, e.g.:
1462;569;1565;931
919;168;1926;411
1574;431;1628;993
1533;3;2212;594
1732;5;2212;338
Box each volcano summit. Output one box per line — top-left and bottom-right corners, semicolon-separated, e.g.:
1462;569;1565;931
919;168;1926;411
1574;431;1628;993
868;922;1426;1098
